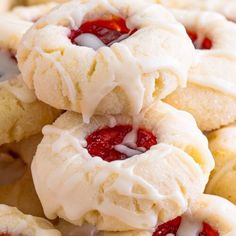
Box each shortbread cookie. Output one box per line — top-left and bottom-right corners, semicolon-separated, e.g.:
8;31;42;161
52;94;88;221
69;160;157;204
0;17;61;145
0;135;44;217
0;204;61;235
164;10;236;131
17;0;194;122
205;123;236;204
32;101;214;231
101;194;236;236
157;0;236;22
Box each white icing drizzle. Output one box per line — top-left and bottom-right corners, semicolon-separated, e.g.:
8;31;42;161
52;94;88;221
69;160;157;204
123;127;138;147
23;1;193;123
0;50;19;82
114;127;145;157
74;33;131;51
114;144;142;157
80;42;144;123
176;215;202;236
74;33;106;50
36;124;188;229
35;47;77;105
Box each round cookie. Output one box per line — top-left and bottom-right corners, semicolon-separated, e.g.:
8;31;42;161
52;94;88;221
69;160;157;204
0;204;61;235
164;9;236;131
157;0;236;22
0;134;44;217
0;17;61;145
32;101;214;231
17;0;194;122
100;194;236;236
205;123;236;204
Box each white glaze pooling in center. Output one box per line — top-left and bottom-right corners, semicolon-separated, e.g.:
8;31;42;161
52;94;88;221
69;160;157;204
176;215;202;236
114;127;145;157
75;33;106;50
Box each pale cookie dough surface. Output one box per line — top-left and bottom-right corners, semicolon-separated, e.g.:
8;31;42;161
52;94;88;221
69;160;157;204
25;0;67;5
9;2;59;22
164;10;236;131
0;204;61;235
100;194;236;236
0;134;44;217
157;0;236;22
0;16;32;52
206;123;236;204
0;76;61;145
17;0;194;122
0;17;61;145
0;0;22;13
32;101;214;231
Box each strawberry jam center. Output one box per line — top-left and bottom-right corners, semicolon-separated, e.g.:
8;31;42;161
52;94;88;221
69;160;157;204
153;217;219;236
187;31;212;49
0;234;11;236
86;125;157;162
69;17;136;49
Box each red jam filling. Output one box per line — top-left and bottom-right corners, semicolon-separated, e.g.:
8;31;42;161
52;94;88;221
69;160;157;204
69;17;136;46
0;233;11;236
153;217;219;236
187;31;212;50
86;125;157;162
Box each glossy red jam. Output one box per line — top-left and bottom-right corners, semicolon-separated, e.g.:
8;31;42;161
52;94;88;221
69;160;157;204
69;17;136;46
199;223;219;236
153;217;219;236
187;31;212;49
0;233;11;236
154;216;181;236
86;125;157;162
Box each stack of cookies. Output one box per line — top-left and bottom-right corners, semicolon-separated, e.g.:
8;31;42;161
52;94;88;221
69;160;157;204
1;0;236;235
